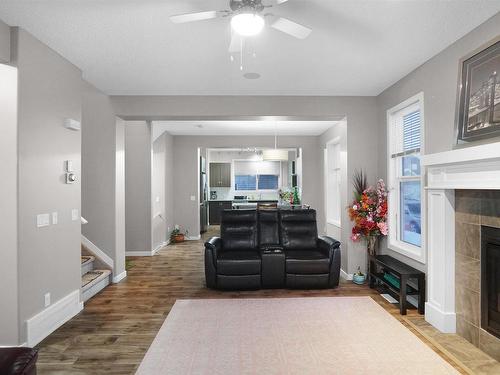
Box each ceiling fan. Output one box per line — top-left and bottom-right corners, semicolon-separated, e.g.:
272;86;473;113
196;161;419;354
170;0;312;52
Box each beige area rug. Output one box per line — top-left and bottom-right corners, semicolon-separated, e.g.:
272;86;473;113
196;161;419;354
136;297;459;375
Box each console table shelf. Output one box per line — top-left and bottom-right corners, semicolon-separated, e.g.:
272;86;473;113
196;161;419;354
368;255;425;315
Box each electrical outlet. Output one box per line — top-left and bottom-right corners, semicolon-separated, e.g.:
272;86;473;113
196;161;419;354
44;293;51;307
37;214;50;228
71;209;79;221
190;195;196;201
52;212;58;225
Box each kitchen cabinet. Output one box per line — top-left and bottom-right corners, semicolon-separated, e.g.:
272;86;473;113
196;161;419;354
208;201;232;224
209;163;231;187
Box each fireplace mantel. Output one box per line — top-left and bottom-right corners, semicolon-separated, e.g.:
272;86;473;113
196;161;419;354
422;142;500;190
421;141;500;333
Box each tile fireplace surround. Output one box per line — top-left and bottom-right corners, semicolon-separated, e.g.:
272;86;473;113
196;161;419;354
421;142;500;360
455;189;500;360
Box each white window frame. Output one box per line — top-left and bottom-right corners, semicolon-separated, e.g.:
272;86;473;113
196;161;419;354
386;92;426;264
324;138;341;228
232;159;282;193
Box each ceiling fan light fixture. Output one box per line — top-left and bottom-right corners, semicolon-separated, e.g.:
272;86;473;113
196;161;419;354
231;13;265;36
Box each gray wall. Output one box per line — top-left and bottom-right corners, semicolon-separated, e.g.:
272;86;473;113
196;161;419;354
0;18;10;62
125;121;152;252
0;62;19;345
82;81;125;277
12;27;82;340
152;131;174;249
376;12;500;272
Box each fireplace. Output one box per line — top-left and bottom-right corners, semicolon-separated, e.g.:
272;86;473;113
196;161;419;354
481;226;500;339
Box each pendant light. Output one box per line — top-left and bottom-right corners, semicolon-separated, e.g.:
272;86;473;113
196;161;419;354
262;122;288;161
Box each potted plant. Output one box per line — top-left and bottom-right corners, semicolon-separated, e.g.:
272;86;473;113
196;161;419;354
348;170;388;273
352;266;366;285
170;225;188;243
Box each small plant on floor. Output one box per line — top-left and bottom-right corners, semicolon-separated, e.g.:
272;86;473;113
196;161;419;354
170;225;187;243
353;266;366;285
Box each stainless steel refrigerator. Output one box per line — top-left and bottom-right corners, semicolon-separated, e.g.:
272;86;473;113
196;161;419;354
200;156;208;233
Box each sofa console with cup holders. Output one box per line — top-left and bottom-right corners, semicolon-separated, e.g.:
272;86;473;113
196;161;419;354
204;208;341;290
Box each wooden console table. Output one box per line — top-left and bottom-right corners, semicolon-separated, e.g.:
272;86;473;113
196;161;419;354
368;255;425;315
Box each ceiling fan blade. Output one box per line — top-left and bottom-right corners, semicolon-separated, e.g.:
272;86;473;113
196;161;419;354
170;10;218;24
271;17;312;39
276;0;290;3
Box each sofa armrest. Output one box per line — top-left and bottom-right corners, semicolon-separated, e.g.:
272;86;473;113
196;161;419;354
204;237;221;289
317;236;340;259
318;236;341;288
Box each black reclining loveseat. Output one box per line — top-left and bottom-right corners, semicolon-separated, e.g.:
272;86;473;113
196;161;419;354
204;208;341;290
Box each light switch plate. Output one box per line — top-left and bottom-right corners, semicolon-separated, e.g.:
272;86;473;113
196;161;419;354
52;212;58;225
44;293;51;307
65;160;73;172
71;209;79;221
190;195;196;201
37;214;50;228
156;196;160;203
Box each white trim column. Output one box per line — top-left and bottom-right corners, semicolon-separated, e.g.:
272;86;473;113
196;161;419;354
425;189;456;333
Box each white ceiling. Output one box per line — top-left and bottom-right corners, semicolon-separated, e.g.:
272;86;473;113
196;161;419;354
0;1;499;96
152;120;338;137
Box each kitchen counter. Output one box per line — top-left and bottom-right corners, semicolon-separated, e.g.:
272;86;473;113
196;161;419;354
208;199;278;203
208;199;278;202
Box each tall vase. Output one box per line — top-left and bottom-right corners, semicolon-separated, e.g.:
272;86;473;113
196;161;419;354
366;236;378;257
366;235;378;275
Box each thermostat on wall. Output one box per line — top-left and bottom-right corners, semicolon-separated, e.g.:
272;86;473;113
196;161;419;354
64;118;81;131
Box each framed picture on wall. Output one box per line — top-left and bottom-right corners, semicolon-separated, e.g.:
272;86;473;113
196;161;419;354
456;39;500;144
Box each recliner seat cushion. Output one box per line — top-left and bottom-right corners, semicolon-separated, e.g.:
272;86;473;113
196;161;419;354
280;209;318;250
217;251;261;275
0;347;38;375
258;209;280;249
221;210;258;251
286;250;330;274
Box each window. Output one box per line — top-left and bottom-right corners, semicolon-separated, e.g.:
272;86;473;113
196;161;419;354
257;175;279;190
387;93;425;262
325;140;341;227
234;160;280;191
234;175;256;190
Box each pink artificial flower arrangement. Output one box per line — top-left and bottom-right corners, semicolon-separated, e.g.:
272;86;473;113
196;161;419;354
348;179;388;242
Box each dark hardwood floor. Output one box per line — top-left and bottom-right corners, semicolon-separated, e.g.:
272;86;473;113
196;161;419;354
36;227;465;374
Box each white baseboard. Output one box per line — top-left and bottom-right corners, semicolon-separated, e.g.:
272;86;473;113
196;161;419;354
81;235;114;269
127;240;171;257
186;235;201;241
0;343;27;348
126;250;155;256
152;240;169;254
425;302;456;333
340;269;353;281
112;270;127;283
26;289;83;347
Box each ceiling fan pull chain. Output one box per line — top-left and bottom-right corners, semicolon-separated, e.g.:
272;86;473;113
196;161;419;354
240;37;244;71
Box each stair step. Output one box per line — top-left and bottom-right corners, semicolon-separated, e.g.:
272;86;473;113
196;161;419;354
81;255;95;276
81;269;111;302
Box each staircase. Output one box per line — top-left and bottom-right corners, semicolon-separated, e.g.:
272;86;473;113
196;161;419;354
80;254;111;302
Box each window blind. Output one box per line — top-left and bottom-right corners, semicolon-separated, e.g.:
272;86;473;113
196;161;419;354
258;175;279;190
391;109;421;158
403;110;421;151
